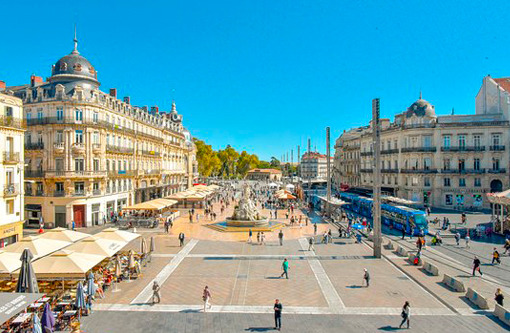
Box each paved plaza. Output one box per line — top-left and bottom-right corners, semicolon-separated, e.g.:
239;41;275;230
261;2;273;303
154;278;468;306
73;203;510;332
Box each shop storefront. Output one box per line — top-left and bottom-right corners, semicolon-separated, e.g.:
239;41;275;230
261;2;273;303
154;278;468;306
0;221;23;248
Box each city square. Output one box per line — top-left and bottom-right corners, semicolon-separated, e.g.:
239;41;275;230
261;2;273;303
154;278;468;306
1;1;510;333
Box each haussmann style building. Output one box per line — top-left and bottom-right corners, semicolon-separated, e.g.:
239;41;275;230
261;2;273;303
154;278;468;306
334;77;510;210
4;36;197;228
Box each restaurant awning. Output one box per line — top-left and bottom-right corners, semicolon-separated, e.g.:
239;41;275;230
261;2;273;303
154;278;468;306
94;228;140;243
122;198;177;211
487;189;510;205
0;251;24;275
21;250;106;280
0;293;43;325
66;236;126;257
39;227;89;243
2;236;71;260
318;196;348;206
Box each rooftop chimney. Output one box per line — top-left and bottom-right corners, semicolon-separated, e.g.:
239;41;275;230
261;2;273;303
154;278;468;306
0;81;5;91
123;96;130;104
30;75;43;87
109;88;117;98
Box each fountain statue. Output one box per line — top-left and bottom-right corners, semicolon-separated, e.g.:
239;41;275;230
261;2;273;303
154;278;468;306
226;184;269;227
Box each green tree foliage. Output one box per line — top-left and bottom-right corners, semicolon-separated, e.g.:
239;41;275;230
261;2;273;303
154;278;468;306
193;139;280;178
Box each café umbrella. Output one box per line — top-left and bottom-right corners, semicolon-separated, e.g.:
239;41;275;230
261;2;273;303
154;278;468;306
86;272;96;298
31;313;42;333
150;236;156;252
75;282;86;318
140;238;148;254
40;302;55;332
16;248;39;293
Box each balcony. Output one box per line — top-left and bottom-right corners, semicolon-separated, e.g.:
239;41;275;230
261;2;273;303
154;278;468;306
3;183;19;196
53;142;65;154
92;189;101;196
490;145;505;151
400;168;437;174
25;170;44;178
0;115;24;130
25;142;44;150
54;190;65;197
72;143;85;154
92;143;101;154
488;168;506;174
381;168;399;173
381;149;399;155
441;146;486;152
141;150;161;157
73;190;86;196
45;170;107;178
108;170;138;177
360;168;373;173
2;152;20;164
35;190;44;196
360;151;373;157
401;147;437;153
106;145;134;155
145;169;161;175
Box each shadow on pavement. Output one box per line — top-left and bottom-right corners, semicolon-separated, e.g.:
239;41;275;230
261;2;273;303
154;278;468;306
179;309;202;313
346;285;363;289
378;325;400;331
245;327;275;332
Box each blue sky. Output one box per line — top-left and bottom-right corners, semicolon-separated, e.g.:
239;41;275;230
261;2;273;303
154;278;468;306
2;1;510;160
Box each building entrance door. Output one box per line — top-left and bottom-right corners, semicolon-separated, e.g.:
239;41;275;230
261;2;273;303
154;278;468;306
55;205;66;228
73;205;86;227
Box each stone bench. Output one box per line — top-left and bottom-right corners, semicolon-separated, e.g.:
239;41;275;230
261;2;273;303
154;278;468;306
494;303;510;327
442;274;466;292
465;288;489;310
408;253;422;265
422;261;439;276
395;245;408;257
384;240;394;250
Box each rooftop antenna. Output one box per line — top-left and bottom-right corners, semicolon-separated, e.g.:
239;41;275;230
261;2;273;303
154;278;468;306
72;24;79;54
451;107;455;115
419;89;422;100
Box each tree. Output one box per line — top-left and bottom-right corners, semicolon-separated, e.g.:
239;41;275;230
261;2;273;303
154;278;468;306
270;157;281;168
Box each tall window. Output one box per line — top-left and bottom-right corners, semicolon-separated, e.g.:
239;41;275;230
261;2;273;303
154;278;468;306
55;158;64;171
493;158;500;170
93;159;100;171
458;159;465;171
74;182;85;194
56;107;63;121
423;158;431;169
93;112;99;123
473;135;481;148
423;136;432;147
56;130;63;144
443;135;451;148
444;178;451;187
458;135;466;149
75;130;83;144
55;182;64;193
75;109;83;121
424;177;431;187
75;158;84;172
492;134;501;146
459;178;466;187
474;178;481;187
93;132;99;144
37;108;43;120
37;132;43;145
474;158;480;171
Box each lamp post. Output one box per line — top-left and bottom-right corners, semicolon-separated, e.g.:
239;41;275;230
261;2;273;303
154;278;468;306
326;127;331;217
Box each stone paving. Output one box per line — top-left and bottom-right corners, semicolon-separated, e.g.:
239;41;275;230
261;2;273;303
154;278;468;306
69;205;510;332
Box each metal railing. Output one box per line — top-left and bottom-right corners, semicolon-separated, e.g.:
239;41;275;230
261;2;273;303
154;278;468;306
25;142;44;150
441;146;485;152
54;190;65;197
488;168;506;173
400;168;437;174
73;190;86;196
381;169;399;173
2;152;20;163
360;151;373;157
381;149;399;155
490;145;505;151
3;183;19;196
25;170;44;178
401;147;437;153
92;189;102;195
0;116;24;129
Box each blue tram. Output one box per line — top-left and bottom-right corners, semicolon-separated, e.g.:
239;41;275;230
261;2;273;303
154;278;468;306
339;192;428;236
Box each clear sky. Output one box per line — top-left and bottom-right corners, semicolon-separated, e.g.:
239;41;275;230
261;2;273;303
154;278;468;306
2;1;510;160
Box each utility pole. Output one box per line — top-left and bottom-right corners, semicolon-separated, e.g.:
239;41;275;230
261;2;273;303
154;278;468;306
307;138;311;203
291;149;293;177
326;127;331;217
372;98;382;258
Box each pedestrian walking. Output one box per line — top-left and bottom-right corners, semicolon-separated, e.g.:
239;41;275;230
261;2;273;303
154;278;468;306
71;220;76;231
363;268;370;287
305;216;309;226
274;299;282;331
313;223;317;235
189;213;193;223
248;229;253;243
261;232;266;245
504;239;510;255
495;288;505;306
472;256;483;276
203;286;212;312
257;232;261;244
399;301;410;329
164;220;169;234
308;236;315;251
465;234;470;248
328;229;332;243
455;232;460;246
401;227;406;240
152;281;161;304
178;232;185;247
280;258;289;279
492;248;501;265
278;230;284;246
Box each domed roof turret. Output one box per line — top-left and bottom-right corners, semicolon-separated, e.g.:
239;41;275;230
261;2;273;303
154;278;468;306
405;92;435;118
48;29;99;88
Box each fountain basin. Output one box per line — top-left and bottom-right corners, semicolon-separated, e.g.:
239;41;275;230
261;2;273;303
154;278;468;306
225;217;269;227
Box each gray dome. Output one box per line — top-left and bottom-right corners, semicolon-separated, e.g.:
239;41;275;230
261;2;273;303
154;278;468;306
49;47;99;87
406;98;435;118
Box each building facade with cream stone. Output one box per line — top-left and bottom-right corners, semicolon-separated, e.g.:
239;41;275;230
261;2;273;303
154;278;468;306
334;80;510;210
5;37;197;228
0;92;25;246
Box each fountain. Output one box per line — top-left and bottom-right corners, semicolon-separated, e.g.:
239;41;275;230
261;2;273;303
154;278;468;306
225;185;269;227
206;184;284;232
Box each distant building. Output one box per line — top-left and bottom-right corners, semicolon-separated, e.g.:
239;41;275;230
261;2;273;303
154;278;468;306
300;152;333;180
334;78;510;210
246;169;282;181
0;92;24;246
